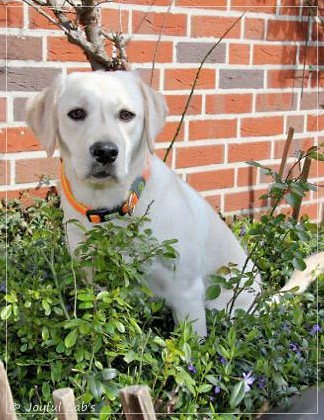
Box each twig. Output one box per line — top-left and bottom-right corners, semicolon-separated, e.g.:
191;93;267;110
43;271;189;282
163;12;246;162
292;156;312;219
150;0;173;86
278;127;295;180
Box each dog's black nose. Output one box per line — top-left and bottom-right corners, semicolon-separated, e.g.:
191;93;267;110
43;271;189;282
90;142;119;164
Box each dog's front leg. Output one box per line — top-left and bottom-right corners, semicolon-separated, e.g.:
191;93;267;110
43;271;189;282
170;278;207;337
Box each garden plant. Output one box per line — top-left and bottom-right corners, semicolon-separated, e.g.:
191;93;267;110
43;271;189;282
0;146;323;419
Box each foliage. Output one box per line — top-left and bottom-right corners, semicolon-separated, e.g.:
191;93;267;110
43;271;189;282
0;196;322;419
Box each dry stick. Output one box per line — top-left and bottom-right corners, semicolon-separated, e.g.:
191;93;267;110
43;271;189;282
163;12;246;162
279;127;295;180
23;0;113;70
292;156;312;219
120;385;157;420
53;388;78;420
301;10;311;98
0;361;17;420
150;0;173;87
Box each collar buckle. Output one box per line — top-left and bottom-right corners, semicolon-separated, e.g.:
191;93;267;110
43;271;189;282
86;209;109;223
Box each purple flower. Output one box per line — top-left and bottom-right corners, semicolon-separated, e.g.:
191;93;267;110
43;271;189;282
214;385;221;394
242;371;255;392
289;342;302;358
240;227;247;237
187;363;196;374
310;324;322;336
219;356;227;365
257;376;266;389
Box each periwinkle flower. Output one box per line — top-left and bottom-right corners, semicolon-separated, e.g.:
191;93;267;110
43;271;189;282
242;371;255;392
310;324;322;336
289;342;302;358
187;363;196;374
214;385;221;394
257;376;266;389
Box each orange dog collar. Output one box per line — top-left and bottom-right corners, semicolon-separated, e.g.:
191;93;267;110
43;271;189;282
60;158;150;223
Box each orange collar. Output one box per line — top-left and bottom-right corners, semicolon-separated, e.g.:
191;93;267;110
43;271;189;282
60;159;150;223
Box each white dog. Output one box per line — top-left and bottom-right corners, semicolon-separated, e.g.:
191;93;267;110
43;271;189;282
25;71;322;336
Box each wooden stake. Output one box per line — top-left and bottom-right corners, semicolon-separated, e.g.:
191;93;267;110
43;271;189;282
53;388;78;420
0;361;17;420
279;127;295;180
120;385;157;420
292;156;312;219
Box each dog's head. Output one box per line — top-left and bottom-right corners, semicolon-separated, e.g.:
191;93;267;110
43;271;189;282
25;71;167;184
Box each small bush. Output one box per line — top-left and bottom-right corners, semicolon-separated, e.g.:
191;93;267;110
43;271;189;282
0;196;323;419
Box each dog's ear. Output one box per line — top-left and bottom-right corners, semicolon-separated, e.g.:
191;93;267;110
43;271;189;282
138;79;167;154
25;76;63;157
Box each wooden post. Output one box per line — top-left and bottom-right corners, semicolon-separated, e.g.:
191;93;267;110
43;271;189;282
279;127;295;180
0;361;17;420
53;388;78;420
292;156;312;219
120;385;157;420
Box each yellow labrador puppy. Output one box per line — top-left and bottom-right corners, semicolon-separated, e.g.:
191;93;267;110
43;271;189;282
25;71;321;336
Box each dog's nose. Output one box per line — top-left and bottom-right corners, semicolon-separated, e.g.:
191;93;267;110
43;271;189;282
90;141;119;164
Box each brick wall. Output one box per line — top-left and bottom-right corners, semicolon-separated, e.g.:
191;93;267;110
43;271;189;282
1;0;323;221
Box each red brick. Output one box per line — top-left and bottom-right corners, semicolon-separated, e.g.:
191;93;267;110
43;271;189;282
206;93;252;115
267;69;308;89
244;18;265;40
175;0;227;8
164;68;215;90
0;127;43;153
225;189;268;212
237;166;258;187
311;71;324;88
241;116;283;137
66;67;92;74
299;202;320;220
312;21;324;42
205;194;222;212
191;16;241;39
228;141;271;163
0;187;51;205
256;92;297;112
176;145;224;168
187;169;234;191
231;0;277;13
120;0;172;5
165;94;202;116
307;114;324;132
274;137;314;159
133;11;187;36
47;37;87;62
0;98;6;122
254;45;297;65
136;68;160;90
189;119;237;141
127;40;173;64
309;156;324;178
279;0;301;15
286;115;304;133
101;8;129;33
0;35;43;61
16;158;59;184
229;43;250;65
267;20;307;42
156;121;184;143
28;6;74;30
0;1;23;28
155;148;173;167
0;160;10;185
299;46;324;66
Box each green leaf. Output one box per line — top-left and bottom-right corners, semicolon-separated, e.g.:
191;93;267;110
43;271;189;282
197;383;212;393
229;381;246;409
102;368;118;381
64;329;78;348
206;285;221;300
292;257;307;271
41;326;49;341
245;160;262;167
1;305;12;320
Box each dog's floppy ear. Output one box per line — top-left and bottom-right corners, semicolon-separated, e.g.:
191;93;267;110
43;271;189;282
25;76;63;157
138;79;167;154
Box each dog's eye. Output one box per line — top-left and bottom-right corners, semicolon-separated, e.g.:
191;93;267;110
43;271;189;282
119;109;135;122
68;108;87;121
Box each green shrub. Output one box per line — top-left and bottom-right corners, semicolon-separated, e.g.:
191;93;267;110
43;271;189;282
0;196;322;419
